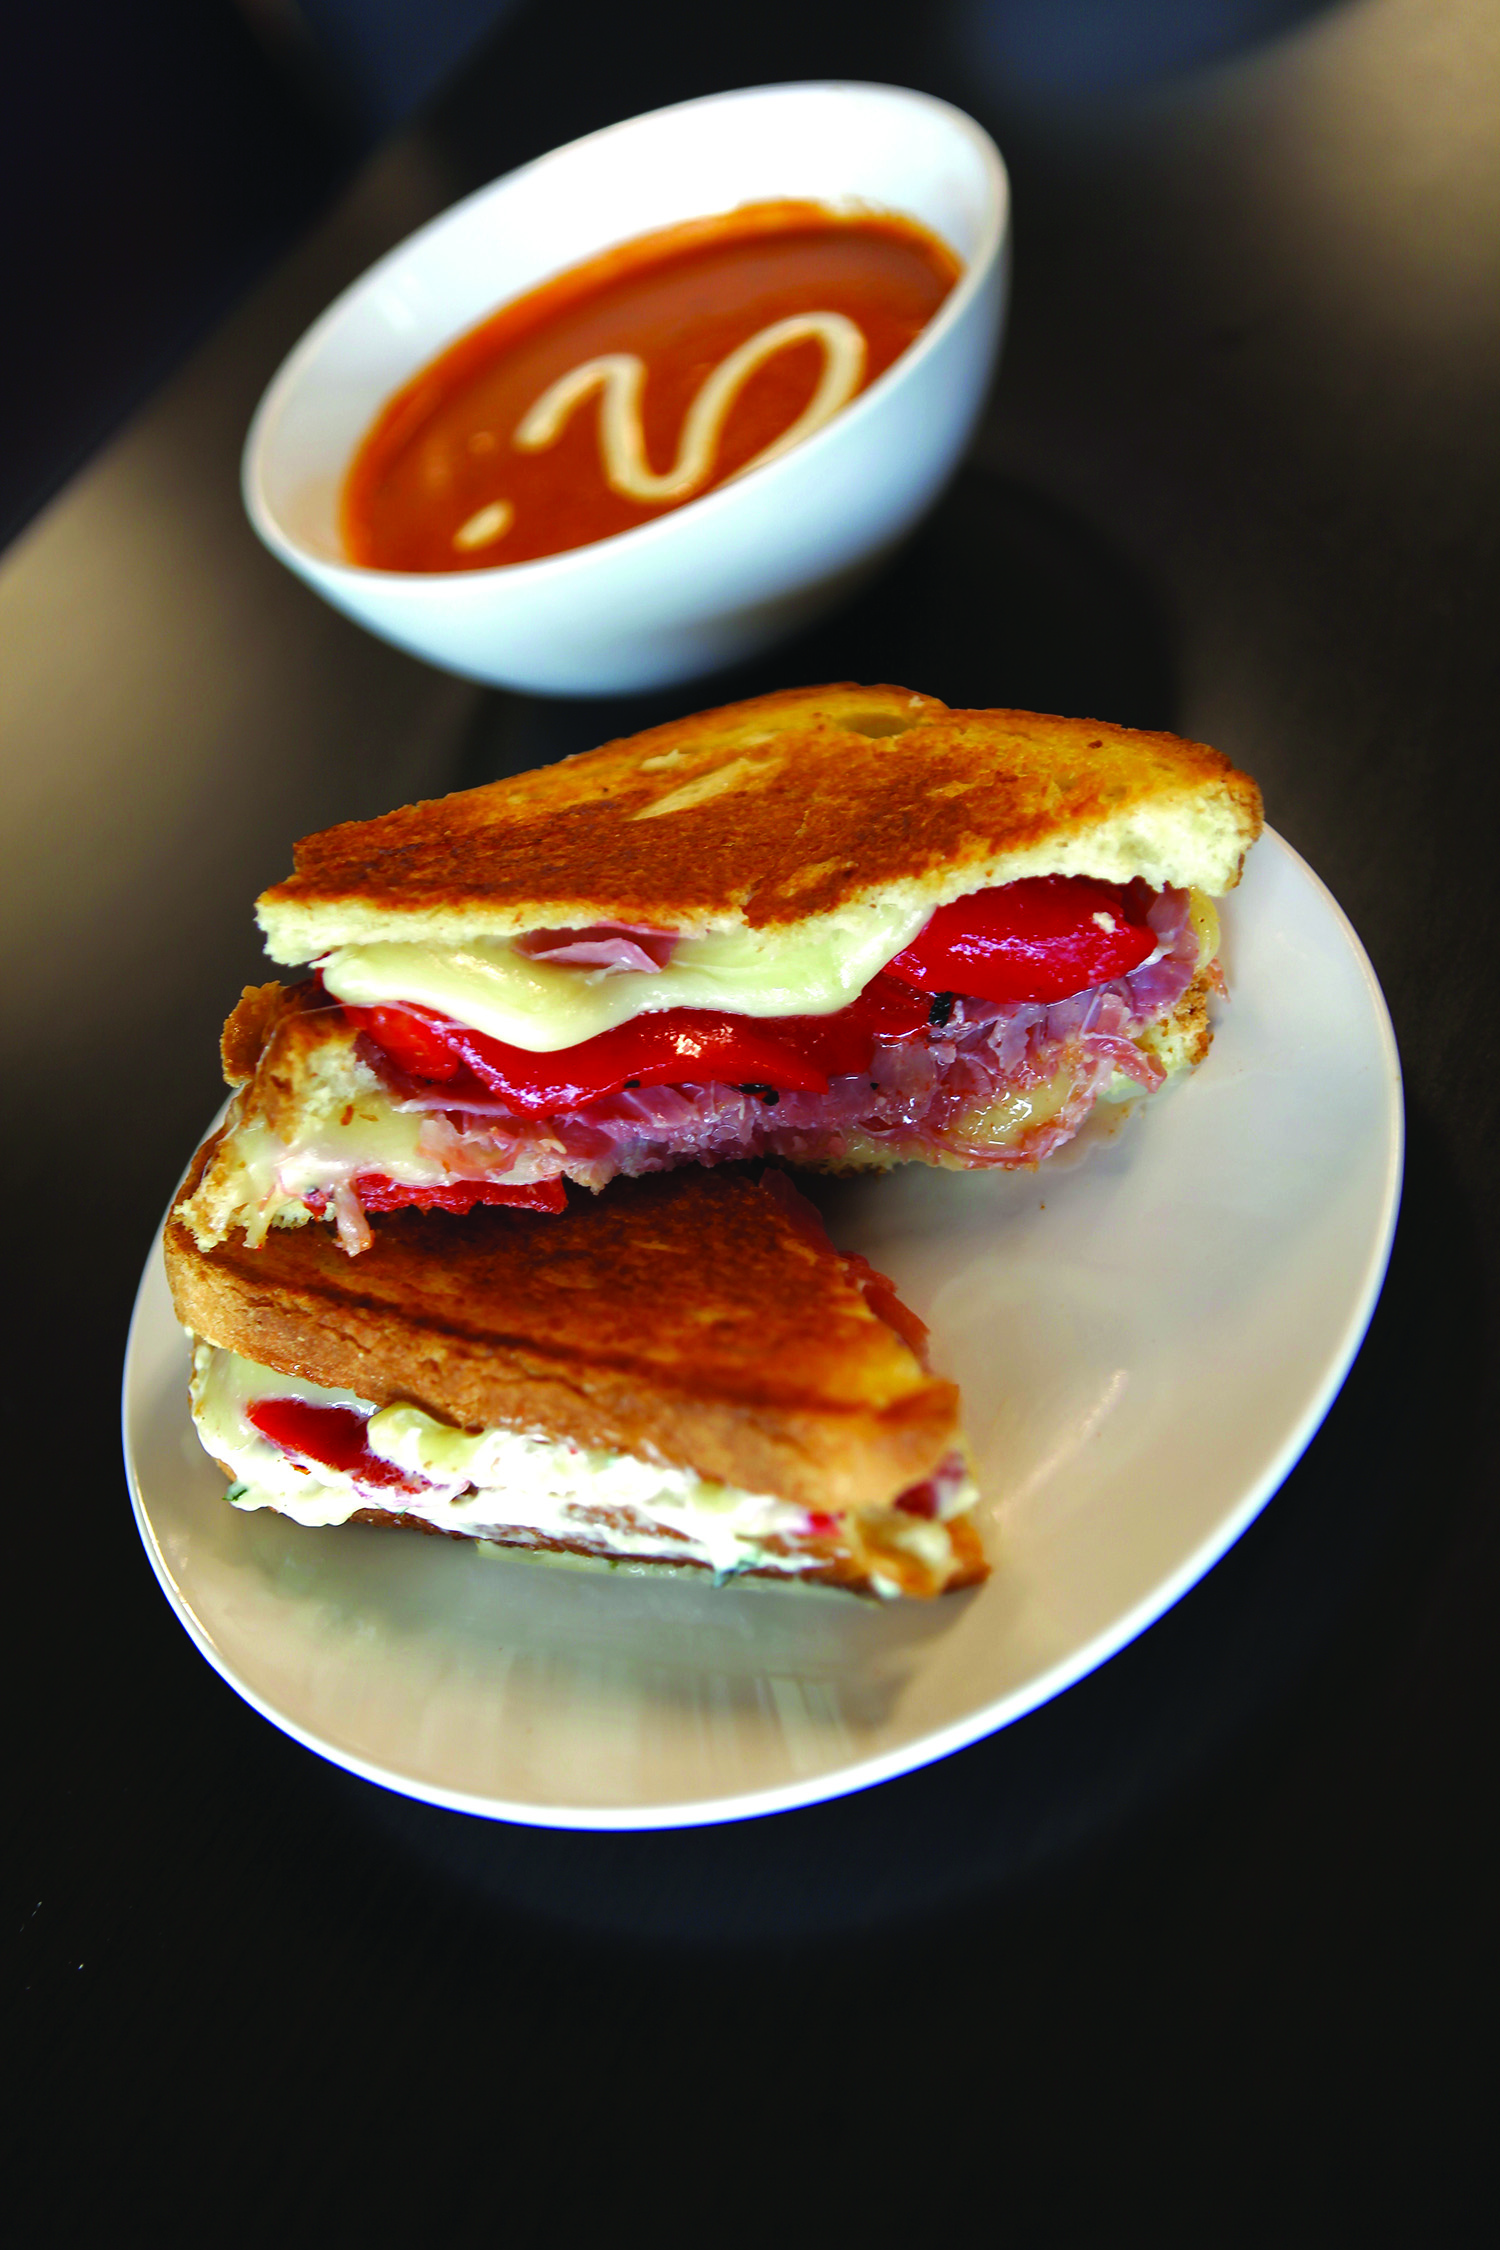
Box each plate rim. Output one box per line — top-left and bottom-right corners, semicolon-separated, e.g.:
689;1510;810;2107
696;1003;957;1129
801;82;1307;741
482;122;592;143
121;825;1404;1830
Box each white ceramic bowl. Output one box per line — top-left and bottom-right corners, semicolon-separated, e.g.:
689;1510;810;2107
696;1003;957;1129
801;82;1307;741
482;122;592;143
243;82;1010;696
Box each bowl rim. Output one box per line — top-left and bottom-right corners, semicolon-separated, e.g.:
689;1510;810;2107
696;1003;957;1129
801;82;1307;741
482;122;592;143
243;78;1010;595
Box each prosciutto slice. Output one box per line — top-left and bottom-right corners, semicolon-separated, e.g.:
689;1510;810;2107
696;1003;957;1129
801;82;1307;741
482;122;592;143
512;924;678;972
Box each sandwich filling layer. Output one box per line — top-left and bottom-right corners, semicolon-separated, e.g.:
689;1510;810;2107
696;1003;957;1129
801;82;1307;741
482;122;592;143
192;1343;981;1597
184;881;1220;1254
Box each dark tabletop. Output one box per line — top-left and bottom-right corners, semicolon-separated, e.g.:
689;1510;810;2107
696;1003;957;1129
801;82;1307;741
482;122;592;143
8;0;1496;2230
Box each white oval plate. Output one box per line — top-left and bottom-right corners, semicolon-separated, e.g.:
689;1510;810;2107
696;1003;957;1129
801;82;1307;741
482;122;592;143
123;829;1401;1829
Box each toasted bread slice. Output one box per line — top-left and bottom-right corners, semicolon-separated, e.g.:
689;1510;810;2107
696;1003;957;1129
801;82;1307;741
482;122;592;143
165;1154;961;1519
257;684;1263;960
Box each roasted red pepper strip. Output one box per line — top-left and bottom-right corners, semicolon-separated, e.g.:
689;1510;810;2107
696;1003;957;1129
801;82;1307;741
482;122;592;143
344;973;930;1118
353;1174;566;1215
886;875;1155;1004
304;1173;567;1217
246;1398;430;1493
359;1005;465;1082
894;1478;941;1519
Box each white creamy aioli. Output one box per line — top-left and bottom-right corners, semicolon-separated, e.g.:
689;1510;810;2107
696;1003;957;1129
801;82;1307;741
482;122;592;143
451;311;868;553
512;313;867;505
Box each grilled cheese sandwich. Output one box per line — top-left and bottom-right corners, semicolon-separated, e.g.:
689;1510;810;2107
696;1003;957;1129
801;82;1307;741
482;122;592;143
166;1155;986;1598
183;684;1261;1255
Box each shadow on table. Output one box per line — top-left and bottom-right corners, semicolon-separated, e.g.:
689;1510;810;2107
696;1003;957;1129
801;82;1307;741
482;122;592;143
329;1106;1472;1951
449;465;1179;787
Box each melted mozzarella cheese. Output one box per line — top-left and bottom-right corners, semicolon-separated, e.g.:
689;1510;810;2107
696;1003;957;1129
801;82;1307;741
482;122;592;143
317;899;929;1054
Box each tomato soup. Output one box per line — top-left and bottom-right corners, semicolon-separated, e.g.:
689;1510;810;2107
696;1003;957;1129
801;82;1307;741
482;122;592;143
342;202;961;573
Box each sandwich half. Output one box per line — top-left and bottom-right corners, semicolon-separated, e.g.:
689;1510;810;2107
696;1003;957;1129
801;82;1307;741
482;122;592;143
166;1152;986;1599
181;684;1262;1256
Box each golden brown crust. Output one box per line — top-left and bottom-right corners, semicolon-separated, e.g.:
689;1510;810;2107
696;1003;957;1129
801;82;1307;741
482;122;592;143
1136;964;1214;1079
214;979;345;1124
256;684;1265;958
217;980;334;1119
165;1157;960;1512
1171;971;1213;1071
220;982;294;1085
